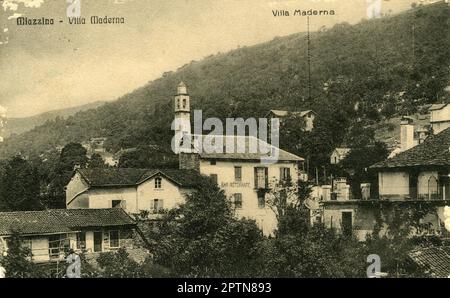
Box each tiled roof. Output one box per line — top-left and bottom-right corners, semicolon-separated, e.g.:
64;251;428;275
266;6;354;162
0;208;135;236
409;246;450;278
371;127;450;169
266;109;314;118
333;148;351;157
190;135;303;162
429;103;448;111
78;168;203;188
138;169;203;188
79;168;148;186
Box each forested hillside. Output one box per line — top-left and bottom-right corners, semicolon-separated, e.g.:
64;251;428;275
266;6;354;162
0;2;449;161
4;101;106;137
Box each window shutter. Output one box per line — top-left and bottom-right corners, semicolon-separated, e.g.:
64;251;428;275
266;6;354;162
279;168;283;181
254;168;258;188
265;168;268;188
160;199;164;210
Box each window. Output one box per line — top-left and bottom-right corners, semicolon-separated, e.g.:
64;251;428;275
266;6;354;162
152;199;164;213
109;230;120;248
76;232;86;250
112;200;122;208
341;212;352;237
48;234;63;258
258;193;265;208
210;174;218;185
210;160;216;165
234;193;242;209
234;166;242;182
254;167;268;189
182;98;186;108
280;167;291;181
155;177;162;189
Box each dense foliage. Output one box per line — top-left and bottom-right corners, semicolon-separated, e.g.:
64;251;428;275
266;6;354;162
0;3;448;176
0;156;41;211
147;176;266;277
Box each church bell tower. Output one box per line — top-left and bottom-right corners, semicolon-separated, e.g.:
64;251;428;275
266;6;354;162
174;81;191;153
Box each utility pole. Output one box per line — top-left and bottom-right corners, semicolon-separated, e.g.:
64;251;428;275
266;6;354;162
307;16;312;101
412;24;416;64
315;166;319;186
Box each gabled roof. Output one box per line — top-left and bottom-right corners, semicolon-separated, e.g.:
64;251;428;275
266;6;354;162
189;135;303;162
0;208;135;236
266;109;315;118
371;127;450;169
78;168;148;186
332;148;351;156
429;103;449;111
409;246;450;278
77;168;202;188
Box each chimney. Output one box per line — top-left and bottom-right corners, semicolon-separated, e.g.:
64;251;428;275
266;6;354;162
361;183;371;200
400;117;414;151
417;127;429;144
179;152;200;172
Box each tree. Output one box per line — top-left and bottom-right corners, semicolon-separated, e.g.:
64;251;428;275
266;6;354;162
262;224;367;278
118;145;178;169
264;178;368;277
341;141;389;199
0;155;41;211
266;179;311;236
96;248;143;278
88;153;106;168
59;142;88;170
147;176;265;277
1;231;48;278
47;142;88;208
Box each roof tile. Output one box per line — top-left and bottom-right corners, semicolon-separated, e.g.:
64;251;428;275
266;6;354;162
371;127;450;169
0;208;135;236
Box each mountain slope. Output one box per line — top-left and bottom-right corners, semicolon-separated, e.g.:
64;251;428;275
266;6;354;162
4;101;106;137
0;2;449;159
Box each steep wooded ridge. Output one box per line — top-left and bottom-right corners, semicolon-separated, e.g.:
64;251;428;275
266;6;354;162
4;101;106;137
0;2;449;159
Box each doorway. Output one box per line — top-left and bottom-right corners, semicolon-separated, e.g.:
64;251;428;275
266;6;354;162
94;231;103;252
341;212;353;236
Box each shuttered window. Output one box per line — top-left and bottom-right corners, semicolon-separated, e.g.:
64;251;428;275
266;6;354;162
280;167;291;181
155;177;162;189
210;174;218;185
234;166;242;181
254;167;268;189
152;199;164;213
109;230;120;248
234;193;243;209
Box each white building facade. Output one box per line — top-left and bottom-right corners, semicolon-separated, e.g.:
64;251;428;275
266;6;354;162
66;82;306;235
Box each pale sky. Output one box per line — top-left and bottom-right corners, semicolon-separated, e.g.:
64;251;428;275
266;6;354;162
0;0;423;117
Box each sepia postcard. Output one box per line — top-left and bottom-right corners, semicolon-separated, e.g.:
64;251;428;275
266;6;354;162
0;0;450;288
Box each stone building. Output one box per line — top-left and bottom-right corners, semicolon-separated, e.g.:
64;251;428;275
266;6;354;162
265;109;316;132
66;168;201;214
66;82;306;235
0;208;138;263
330;148;351;165
322;127;450;240
429;103;450;134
